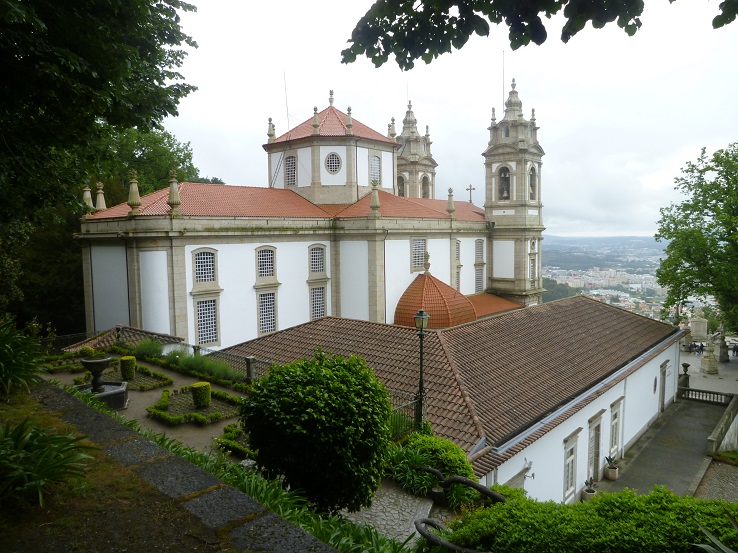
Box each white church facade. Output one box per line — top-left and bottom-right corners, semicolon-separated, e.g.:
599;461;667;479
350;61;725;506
79;82;545;349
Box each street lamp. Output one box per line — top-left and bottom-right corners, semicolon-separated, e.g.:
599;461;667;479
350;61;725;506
414;309;430;426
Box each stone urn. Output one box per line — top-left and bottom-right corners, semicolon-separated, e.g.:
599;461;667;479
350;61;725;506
81;356;112;393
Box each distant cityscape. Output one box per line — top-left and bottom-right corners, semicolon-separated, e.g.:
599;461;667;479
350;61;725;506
542;235;690;321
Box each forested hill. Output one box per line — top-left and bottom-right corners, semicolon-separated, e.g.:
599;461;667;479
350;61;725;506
542;236;666;272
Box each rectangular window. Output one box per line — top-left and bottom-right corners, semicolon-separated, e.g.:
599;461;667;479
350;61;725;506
310;246;325;274
564;443;576;499
285;155;296;186
196;299;217;344
310;287;326;320
411;238;427;270
529;258;537;280
475;239;484;260
369;155;381;184
258;249;275;278
455;268;461;291
455;240;461;262
195;251;215;283
475;267;483;293
258;292;276;334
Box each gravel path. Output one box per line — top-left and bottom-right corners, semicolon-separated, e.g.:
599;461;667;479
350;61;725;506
694;462;738;501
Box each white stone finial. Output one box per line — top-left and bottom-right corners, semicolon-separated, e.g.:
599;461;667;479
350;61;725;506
511;78;516;90
267;117;275;143
167;169;181;217
329;90;334;106
95;182;106;210
312;107;320;135
423;251;430;275
346;106;353;135
447;187;456;218
127;169;141;215
531;108;536;121
369;181;381;219
82;186;93;209
491;107;496;123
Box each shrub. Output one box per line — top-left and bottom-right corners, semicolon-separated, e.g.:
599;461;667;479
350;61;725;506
240;350;392;514
132;337;163;360
191;382;211;408
119;356;136;380
163;347;188;367
79;346;95;358
446;486;738;553
0;418;95;507
0;318;43;395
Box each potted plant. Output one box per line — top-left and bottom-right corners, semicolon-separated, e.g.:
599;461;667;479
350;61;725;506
604;455;619;481
582;478;598;501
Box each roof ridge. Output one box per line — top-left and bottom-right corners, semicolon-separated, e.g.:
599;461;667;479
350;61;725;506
403;196;450;217
436;331;487;443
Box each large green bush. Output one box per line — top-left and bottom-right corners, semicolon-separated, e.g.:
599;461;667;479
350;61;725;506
444;486;738;553
132;337;163;359
240;350;392;514
0;318;42;394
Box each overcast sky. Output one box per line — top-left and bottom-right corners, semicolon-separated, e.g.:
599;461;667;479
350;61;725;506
164;0;738;237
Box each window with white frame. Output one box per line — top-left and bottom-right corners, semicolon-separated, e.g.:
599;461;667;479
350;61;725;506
258;292;276;334
196;299;218;345
411;238;427;271
369;155;381;184
257;248;275;278
285;155;296;186
309;245;325;274
475;267;484;293
310;286;326;320
325;153;341;174
475;239;484;260
610;401;622;456
564;440;577;501
195;251;215;283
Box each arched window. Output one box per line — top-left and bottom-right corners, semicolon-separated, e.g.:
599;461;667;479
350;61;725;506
498;167;511;200
502;125;510;138
529;166;537;201
397;176;405;197
369;155;381;184
422;176;430;199
285;155;296;186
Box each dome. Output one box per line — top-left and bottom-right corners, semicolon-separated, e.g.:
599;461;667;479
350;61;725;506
394;273;477;328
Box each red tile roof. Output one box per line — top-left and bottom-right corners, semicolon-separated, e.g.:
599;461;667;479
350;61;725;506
330;190;485;222
467;293;523;318
394;273;477;328
221;296;682;473
270;105;396;145
86;183;334;220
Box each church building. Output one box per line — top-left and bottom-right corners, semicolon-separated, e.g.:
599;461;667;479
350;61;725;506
78;82;544;349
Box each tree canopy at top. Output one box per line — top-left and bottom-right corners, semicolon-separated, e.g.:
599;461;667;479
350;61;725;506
341;0;738;70
0;0;197;310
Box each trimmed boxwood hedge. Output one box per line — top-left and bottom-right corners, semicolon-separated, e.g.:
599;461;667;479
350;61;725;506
191;382;211;408
146;387;242;426
119;356;136;381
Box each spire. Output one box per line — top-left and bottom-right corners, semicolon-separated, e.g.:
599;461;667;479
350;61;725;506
267;117;275;143
346;107;353;135
312;107;320;135
447;188;456;220
329;89;334;106
82;186;93;209
388;117;396;140
167;169;181;217
402;100;418;136
127;169;141;215
95;182;106;210
369;181;381;219
503;78;524;120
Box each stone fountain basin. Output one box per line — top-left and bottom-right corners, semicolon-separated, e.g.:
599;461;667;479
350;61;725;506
76;381;129;410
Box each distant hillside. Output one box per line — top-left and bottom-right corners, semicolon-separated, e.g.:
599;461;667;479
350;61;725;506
542;236;666;272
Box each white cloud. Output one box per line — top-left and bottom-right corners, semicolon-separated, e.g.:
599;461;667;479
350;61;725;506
164;0;738;235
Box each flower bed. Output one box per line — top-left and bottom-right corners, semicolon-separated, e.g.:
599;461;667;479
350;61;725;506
146;386;242;426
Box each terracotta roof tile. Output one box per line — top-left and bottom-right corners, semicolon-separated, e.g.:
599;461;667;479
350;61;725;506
87;183;334;220
271;105;396;145
394;273;477;328
467;293;523;317
63;326;184;352
334;190;486;222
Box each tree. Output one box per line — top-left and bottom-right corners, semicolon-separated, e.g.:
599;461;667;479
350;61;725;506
656;143;738;331
542;277;578;302
341;0;738;70
0;0;196;310
240;351;392;514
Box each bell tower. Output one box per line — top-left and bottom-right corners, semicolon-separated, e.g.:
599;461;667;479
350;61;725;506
483;79;545;305
395;102;437;199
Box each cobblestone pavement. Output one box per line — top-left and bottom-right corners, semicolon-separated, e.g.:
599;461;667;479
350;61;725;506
695;462;738;501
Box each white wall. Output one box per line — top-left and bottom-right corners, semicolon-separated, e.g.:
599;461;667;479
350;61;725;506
298;147;312;187
459;237;484;295
382;151;394;189
493;240;515;279
269;152;284;188
91;244;129;331
487;343;680;503
320;145;347;185
357;146;368;187
139;250;170;334
340;240;369;320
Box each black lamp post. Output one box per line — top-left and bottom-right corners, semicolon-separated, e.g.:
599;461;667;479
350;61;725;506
414;309;430;426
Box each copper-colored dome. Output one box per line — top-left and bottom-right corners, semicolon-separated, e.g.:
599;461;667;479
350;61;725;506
394;273;477;328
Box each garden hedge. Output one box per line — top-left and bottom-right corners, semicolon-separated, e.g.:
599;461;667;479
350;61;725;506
119;356;136;381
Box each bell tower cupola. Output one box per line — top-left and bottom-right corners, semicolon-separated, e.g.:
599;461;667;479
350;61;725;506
483;79;545;305
395;101;437;199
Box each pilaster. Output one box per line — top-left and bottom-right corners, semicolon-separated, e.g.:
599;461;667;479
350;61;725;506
367;234;386;323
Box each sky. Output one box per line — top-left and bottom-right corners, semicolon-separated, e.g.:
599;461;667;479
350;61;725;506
164;0;738;237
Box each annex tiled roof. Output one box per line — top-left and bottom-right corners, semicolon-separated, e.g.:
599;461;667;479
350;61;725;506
221;317;483;450
330;190;486;222
466;293;523;318
394;273;477;328
270;105;396;146
63;326;184;353
86;184;334;220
